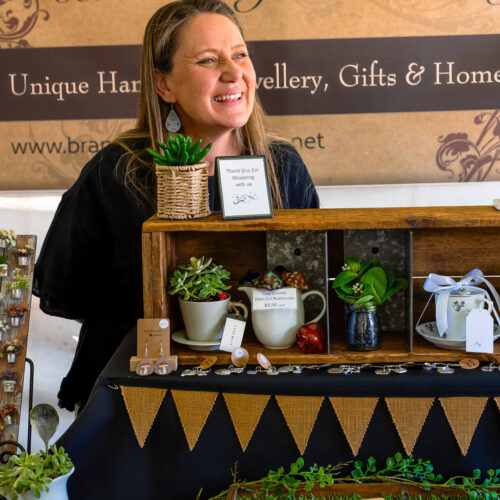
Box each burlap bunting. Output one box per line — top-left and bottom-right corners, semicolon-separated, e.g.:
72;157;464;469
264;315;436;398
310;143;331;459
439;397;487;456
223;393;270;451
171;390;218;450
385;398;434;455
495;398;500;413
275;395;323;455
121;386;167;448
329;397;378;456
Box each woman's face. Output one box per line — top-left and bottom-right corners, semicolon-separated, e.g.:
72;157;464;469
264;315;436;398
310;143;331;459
156;13;256;139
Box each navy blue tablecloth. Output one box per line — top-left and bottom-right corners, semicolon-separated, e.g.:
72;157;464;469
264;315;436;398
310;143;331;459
58;328;500;500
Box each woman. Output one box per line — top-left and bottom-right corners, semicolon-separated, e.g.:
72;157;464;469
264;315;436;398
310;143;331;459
33;0;319;412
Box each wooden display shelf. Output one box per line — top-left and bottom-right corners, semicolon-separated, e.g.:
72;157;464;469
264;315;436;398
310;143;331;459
143;206;500;232
130;331;500;369
136;207;500;370
0;235;36;446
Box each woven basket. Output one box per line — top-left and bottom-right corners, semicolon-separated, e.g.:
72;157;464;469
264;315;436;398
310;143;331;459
155;161;210;220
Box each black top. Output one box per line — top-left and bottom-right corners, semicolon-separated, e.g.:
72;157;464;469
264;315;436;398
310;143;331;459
33;141;319;411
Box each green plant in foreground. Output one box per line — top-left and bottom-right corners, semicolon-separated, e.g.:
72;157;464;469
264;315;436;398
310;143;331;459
332;257;407;309
207;454;500;500
0;446;73;500
147;134;212;166
169;256;231;302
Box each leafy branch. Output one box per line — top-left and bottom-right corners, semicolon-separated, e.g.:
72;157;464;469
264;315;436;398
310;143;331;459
208;454;500;500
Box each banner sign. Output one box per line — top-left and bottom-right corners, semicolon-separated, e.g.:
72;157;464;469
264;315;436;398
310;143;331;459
0;0;499;189
2;35;500;121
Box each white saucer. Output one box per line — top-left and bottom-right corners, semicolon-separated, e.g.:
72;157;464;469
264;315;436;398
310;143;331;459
171;330;221;351
415;321;500;350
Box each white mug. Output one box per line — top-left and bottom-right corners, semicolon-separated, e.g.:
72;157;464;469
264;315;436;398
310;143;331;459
179;296;248;342
436;288;493;340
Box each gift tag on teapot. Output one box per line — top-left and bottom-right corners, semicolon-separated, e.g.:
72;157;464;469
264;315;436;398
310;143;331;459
252;288;297;310
466;309;494;353
219;313;247;353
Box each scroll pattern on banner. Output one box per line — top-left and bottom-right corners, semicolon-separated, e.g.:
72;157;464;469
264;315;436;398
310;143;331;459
385;398;434;455
275;395;323;455
329;397;378;456
171;390;218;451
223;393;270;451
121;386;167;448
439;397;488;456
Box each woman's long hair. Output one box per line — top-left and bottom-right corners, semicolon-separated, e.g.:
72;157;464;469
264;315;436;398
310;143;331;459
114;0;283;208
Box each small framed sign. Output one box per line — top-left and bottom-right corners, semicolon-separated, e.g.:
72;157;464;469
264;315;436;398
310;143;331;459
216;155;274;220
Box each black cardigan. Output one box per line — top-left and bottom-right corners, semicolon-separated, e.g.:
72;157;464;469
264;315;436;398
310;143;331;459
33;141;319;411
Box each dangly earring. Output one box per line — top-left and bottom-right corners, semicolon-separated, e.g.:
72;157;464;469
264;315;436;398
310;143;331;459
165;104;181;133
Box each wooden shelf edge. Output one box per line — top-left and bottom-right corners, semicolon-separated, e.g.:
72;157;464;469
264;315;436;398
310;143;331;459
129;334;499;371
143;206;500;233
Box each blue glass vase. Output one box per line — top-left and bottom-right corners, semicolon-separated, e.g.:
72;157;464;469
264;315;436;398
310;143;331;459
346;304;380;350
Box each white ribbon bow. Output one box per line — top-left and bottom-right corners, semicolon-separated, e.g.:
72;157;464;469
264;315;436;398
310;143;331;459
422;269;500;337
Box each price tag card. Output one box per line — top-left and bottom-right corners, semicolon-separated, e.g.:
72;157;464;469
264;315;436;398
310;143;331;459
465;309;494;353
252;288;297;310
137;318;170;357
219;314;247;353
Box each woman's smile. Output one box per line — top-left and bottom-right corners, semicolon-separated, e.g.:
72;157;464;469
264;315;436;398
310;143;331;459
155;13;256;140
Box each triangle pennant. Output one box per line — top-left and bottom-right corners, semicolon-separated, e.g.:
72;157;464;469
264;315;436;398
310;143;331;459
495;398;500;413
171;390;218;451
385;397;434;455
330;397;378;456
223;393;270;451
439;397;487;456
276;395;323;455
121;386;166;448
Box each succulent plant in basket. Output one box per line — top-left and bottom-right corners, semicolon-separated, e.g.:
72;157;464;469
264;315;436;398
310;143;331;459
169;257;239;344
332;257;408;351
147;134;212;167
147;135;213;220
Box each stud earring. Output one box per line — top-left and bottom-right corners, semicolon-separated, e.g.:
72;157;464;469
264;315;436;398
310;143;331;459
165;104;181;133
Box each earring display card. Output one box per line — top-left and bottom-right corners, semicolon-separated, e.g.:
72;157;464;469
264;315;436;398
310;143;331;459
137;318;171;358
266;230;329;346
343;229;410;332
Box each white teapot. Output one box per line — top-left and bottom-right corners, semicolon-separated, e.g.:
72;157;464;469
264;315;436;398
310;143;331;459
238;286;326;349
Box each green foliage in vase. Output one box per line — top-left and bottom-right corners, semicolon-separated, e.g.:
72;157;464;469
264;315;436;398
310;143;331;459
6;268;30;291
169;256;231;302
0;229;16;247
208;454;500;500
147;134;212;166
332;257;407;309
0;446;73;500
